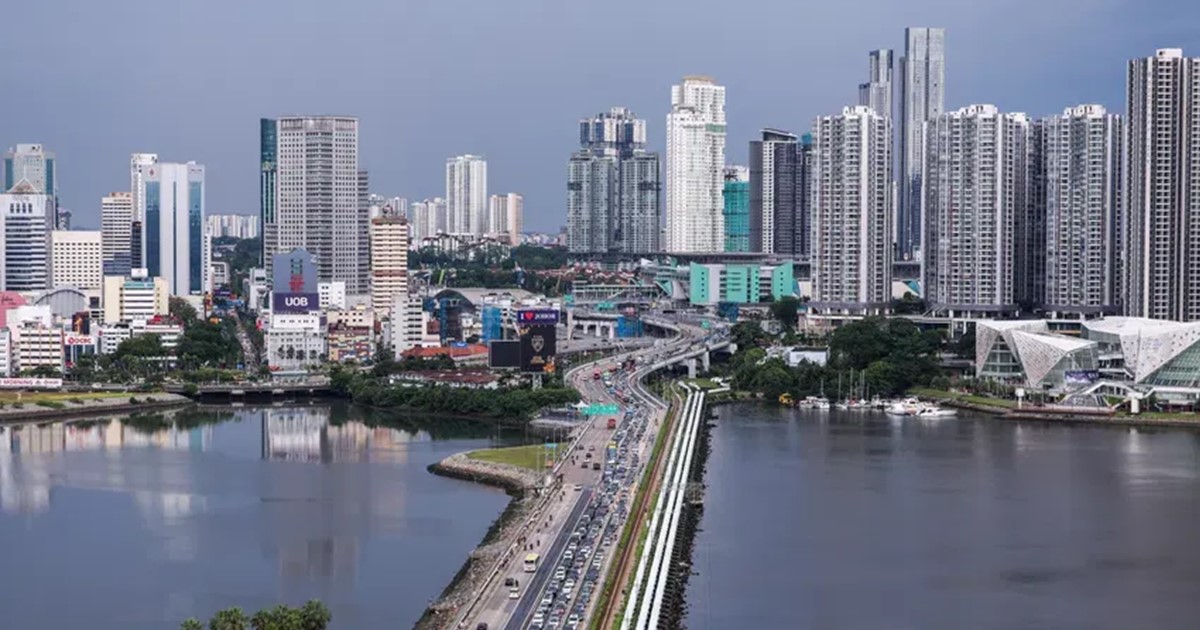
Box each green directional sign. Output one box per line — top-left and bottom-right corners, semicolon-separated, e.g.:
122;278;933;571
584;403;620;415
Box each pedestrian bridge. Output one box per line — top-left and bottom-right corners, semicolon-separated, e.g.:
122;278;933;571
165;378;333;397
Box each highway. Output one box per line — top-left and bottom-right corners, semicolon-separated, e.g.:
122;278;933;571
459;317;714;630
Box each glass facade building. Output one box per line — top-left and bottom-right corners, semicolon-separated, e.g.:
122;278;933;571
722;169;750;252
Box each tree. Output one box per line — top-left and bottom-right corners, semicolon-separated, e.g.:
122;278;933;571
170;297;200;327
180;619;204;630
769;296;801;329
207;607;250;630
178;320;243;369
115;334;164;360
954;328;976;360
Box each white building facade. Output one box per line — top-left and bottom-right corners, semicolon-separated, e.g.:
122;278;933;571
488;193;523;243
369;216;409;316
139;161;209;296
0;181;52;291
666;76;726;253
446;155;487;236
266;313;326;371
51;231;103;289
810;107;893;315
101;191;133;275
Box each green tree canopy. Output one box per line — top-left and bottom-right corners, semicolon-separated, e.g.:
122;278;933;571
114;334;165;359
169;297;199;327
177;320;243;369
769;296;801;329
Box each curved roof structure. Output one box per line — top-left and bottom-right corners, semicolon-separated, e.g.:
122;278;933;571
1083;317;1200;382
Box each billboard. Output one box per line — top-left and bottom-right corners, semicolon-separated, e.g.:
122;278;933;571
0;378;63;389
64;335;95;346
271;248;318;293
488;340;521;369
517;309;560;325
1064;370;1100;386
519;323;557;373
272;292;320;313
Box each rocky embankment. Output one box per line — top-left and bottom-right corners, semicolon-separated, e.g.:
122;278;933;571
419;452;546;630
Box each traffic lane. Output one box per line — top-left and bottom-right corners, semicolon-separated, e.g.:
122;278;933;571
505;488;594;630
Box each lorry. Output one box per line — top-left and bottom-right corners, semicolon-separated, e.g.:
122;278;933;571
607;417;617;430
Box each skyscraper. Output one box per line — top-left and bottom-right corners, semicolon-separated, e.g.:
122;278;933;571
1125;49;1200;321
810;107;892;314
369;216;409;316
722;166;750;252
101;192;133;275
5;144;60;230
858;49;894;118
1036;105;1123;317
141;162;209;296
567;108;660;254
898;27;945;260
261;116;367;293
488;193;523;244
748;129;799;254
130;153;158;243
446;155;487;235
924;105;1029;317
666;76;726;252
0;180;53;291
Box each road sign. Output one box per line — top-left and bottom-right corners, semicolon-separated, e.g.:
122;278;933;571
583;403;620;415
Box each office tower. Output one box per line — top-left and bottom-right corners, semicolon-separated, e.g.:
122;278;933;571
567;108;661;253
0;181;53;291
129;153;158;251
924;105;1030;317
1036;105;1123;317
51;230;103;289
748;129;800;254
666;76;727;252
446;155;487;235
810;107;893;313
369;216;409;315
723;166;750;252
141;162;209;296
898;27;946;260
261;116;367;293
55;208;71;230
858;49;894;118
101;192;134;275
205;214;260;239
1126;49;1200;320
102;271;170;324
488;193;523;243
4;144;59;228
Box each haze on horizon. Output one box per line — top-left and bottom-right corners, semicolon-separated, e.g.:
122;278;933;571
0;0;1192;232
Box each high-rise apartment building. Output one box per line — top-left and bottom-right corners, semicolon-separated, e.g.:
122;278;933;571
666;76;727;252
749;129;801;255
723;166;750;252
4;144;60;229
446;155;487;236
1125;49;1200;321
369;216;409;316
898;27;946;260
567;108;660;254
261;117;367;293
410;198;447;242
810;107;893;314
51;230;103;289
924;105;1030;317
1036;105;1123;317
130;153;158;240
0;181;52;291
488;193;523;244
858;49;894;118
140;162;209;296
101;191;134;275
206;214;261;239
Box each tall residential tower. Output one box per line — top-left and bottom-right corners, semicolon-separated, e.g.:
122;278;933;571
858;50;894;118
446;155;487;236
666;76;726;252
898;27;945;260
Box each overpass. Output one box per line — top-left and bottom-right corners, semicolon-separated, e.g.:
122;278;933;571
164;378;333;397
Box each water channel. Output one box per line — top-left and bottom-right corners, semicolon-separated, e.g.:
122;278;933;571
685;404;1200;630
0;402;527;629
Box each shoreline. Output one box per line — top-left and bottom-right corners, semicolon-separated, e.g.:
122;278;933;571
417;451;544;630
0;393;193;424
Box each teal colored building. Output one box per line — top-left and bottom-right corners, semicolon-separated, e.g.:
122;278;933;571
688;262;795;306
723;169;750;252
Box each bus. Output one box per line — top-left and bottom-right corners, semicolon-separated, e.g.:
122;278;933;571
523;553;540;572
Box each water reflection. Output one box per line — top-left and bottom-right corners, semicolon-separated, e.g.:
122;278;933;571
0;402;516;629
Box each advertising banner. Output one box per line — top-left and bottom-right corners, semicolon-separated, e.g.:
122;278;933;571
517;309;560;325
1064;370;1101;385
272;292;320;313
0;378;63;389
488;340;521;369
519;324;557;373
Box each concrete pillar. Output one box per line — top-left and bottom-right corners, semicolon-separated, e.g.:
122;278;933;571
607;324;615;340
701;351;710;372
686;358;697;378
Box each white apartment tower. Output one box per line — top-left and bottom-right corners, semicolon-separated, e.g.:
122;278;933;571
101;192;133;275
666;76;727;252
858;49;894;118
898;27;946;260
51;230;103;289
446;155;487;235
489;193;523;244
261;116;367;293
923;105;1030;317
1037;105;1123;317
1125;49;1200;321
810;107;893;314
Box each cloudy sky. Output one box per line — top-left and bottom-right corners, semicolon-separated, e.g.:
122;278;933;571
0;0;1194;231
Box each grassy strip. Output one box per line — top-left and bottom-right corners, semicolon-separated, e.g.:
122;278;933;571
0;391;130;403
592;385;679;630
908;387;1018;410
466;444;551;471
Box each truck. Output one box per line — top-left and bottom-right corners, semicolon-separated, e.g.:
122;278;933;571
607;417;617;430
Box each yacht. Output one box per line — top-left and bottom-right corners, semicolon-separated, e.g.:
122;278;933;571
915;405;957;419
885;397;922;416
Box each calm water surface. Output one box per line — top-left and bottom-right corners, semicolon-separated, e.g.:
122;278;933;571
0;402;525;629
686;404;1200;630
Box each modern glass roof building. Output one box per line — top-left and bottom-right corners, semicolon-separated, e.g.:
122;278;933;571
976;320;1098;390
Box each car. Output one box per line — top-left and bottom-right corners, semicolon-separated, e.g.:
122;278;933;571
542;594;554;608
509;589;520;599
477;624;489;630
574;484;583;492
568;614;581;625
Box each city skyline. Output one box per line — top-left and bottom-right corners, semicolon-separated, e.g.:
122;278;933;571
1;1;1162;233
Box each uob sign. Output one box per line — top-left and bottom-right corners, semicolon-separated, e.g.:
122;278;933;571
273;292;320;313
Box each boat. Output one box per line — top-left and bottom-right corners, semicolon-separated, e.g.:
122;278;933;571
915;405;957;419
885;397;922;416
812;397;831;410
